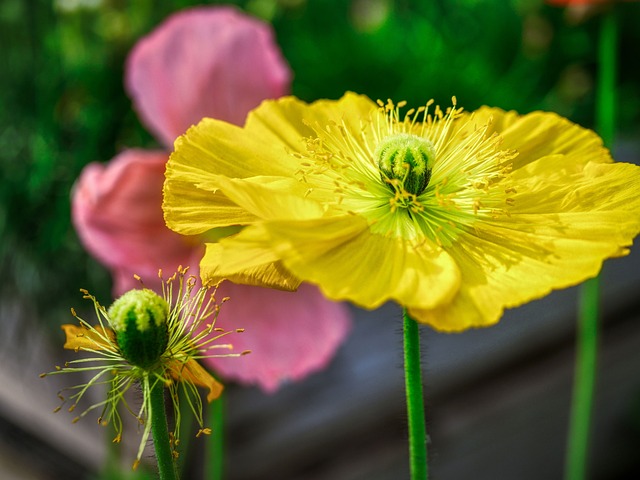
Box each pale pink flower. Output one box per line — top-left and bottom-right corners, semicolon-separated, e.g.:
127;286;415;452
72;6;351;392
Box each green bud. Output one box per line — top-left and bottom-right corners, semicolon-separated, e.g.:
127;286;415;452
376;133;435;196
107;289;169;369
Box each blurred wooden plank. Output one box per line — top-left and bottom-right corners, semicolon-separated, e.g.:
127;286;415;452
430;310;640;479
0;448;43;480
0;298;104;478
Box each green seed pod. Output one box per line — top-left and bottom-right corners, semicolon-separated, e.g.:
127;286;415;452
376;133;435;195
107;289;169;369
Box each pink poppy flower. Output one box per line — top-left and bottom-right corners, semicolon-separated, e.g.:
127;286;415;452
72;6;351;393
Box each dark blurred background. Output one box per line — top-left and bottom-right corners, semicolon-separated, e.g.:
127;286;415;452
1;0;640;479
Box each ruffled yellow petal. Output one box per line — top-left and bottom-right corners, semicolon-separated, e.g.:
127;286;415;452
513;157;640;217
61;324;114;351
201;231;301;291
173;117;300;178
244;92;377;154
164;93;377;235
168;359;223;403
197;175;324;221
467;107;610;170
410;214;634;331
262;216;461;310
164;116;302;235
164;178;259;235
203;214;461;309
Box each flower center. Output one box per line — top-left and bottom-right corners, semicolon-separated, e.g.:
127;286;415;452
375;133;435;196
107;289;169;369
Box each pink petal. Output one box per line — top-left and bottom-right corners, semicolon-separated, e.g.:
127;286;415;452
204;283;352;393
72;149;198;296
125;6;292;148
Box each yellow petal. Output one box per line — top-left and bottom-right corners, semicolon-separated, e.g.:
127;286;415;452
244;92;377;154
61;324;113;351
164;116;301;235
164;93;377;236
168;359;223;403
172;117;300;179
164;178;259;235
410;219;632;331
468;107;610;170
413;154;640;331
201;232;301;291
197;175;324;221
513;158;640;217
203;214;461;309
261;216;461;310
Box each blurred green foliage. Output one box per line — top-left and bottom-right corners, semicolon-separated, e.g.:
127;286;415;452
1;0;639;328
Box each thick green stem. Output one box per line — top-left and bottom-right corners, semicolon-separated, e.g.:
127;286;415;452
403;309;428;480
565;9;616;480
206;392;225;480
150;384;179;480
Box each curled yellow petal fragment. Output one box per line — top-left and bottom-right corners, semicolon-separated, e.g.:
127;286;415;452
61;324;114;351
168;359;223;403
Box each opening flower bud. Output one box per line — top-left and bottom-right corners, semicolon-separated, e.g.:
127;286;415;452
107;289;169;369
376;133;435;195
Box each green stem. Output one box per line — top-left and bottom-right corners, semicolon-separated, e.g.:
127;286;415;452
566;277;600;480
596;9;617;148
565;9;616;480
403;309;428;480
177;388;195;478
150;384;179;480
206;392;225;480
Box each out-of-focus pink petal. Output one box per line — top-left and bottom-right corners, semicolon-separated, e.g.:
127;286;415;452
204;283;352;393
72;149;198;296
125;6;292;148
112;246;205;296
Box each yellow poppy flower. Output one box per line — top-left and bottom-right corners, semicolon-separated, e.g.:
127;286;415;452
163;92;640;331
42;267;248;468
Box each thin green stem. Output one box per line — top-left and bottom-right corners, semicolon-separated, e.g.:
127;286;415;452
403;309;428;480
596;9;617;148
566;277;600;480
150;384;179;480
206;392;225;480
177;388;195;478
565;9;616;480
